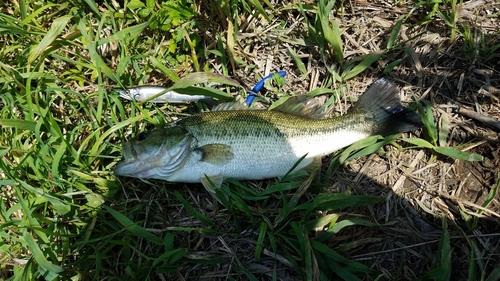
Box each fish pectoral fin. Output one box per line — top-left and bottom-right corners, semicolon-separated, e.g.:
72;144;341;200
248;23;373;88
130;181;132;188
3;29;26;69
193;144;234;165
201;174;224;193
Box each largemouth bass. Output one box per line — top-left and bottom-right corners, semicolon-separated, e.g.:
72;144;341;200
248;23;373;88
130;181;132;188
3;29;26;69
115;78;422;189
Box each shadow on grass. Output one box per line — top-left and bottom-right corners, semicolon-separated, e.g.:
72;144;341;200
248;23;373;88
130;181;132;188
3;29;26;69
73;153;500;281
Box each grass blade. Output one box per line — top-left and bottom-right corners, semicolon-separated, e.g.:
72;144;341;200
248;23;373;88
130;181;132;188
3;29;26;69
255;222;267;261
173;86;232;100
343;135;397;163
387;17;403;49
433;146;483;161
18;180;71;215
173;72;241;88
174;191;215;226
316;219;380;242
150;56;180;82
77;17;119;84
485;267;500;281
23;232;63;278
420;219;451;281
28;15;72;64
318;0;343;64
247;0;271;21
400;137;435;149
288;47;307;75
416;99;438;145
343;52;384;80
438;112;450;147
152;248;187;266
82;0;100;16
103;205;163;245
384;57;406;73
298;193;385;213
0;119;37;131
311;240;378;277
337;135;385;164
303;213;339;232
97;22;149;45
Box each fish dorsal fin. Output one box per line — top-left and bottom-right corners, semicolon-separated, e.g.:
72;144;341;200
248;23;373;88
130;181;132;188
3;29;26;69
211;101;248;111
192;144;234;165
211;100;249;111
272;96;328;119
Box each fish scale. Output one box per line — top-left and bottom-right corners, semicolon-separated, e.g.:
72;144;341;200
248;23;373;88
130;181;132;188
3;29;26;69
179;110;371;157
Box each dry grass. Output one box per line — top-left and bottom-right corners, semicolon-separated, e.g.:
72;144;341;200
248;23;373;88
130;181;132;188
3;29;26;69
214;0;500;279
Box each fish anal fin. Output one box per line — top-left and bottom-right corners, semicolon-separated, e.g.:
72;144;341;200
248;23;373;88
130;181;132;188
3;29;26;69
201;174;223;193
302;156;322;175
193;144;234;165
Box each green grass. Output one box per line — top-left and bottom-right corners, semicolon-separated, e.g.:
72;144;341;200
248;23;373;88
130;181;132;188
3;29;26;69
1;0;499;280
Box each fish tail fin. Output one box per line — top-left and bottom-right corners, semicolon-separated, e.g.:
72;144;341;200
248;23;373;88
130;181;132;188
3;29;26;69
354;78;423;136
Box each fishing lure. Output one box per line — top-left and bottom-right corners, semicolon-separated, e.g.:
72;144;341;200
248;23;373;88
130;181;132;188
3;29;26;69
245;71;287;106
116;71;287;107
117;86;212;104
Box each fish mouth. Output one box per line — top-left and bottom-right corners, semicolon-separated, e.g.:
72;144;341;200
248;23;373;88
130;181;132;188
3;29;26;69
115;142;161;178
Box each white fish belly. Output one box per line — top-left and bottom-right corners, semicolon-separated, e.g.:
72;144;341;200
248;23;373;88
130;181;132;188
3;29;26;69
289;130;370;157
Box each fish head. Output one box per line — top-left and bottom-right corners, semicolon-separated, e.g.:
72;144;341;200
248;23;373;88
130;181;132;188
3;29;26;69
115;126;192;179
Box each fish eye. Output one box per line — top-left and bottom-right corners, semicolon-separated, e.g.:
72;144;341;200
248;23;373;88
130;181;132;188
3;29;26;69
138;132;149;141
